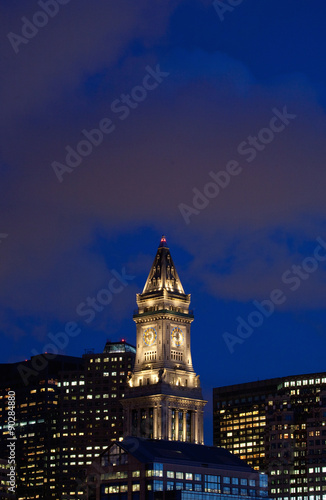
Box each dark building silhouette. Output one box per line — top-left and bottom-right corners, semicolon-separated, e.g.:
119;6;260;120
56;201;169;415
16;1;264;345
0;354;83;499
57;341;135;498
0;341;135;499
213;373;326;500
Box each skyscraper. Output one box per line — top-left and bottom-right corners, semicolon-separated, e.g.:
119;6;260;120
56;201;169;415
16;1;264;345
0;342;136;499
0;354;84;499
213;373;326;500
122;236;206;443
56;341;136;498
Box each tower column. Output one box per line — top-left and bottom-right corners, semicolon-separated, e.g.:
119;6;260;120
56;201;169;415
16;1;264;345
175;410;179;441
199;410;204;444
193;410;198;443
157;405;162;439
153;406;158;439
162;401;167;439
167;407;172;440
183;410;187;442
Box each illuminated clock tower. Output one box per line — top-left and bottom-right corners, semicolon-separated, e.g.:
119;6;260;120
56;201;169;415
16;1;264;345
122;236;206;444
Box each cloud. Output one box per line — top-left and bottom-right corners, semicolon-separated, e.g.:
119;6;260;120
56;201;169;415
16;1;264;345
0;1;176;126
1;21;326;331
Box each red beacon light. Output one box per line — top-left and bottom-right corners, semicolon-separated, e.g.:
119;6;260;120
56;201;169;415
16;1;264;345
159;235;168;248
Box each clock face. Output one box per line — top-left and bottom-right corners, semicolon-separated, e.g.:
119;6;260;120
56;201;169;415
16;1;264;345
143;327;157;347
171;327;184;347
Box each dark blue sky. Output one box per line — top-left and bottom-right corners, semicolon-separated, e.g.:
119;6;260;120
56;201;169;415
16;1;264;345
1;0;326;444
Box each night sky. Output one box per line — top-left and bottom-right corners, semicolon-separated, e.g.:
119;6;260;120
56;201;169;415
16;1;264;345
1;0;326;445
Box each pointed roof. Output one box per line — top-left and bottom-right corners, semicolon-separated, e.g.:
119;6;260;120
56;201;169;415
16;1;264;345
142;236;185;295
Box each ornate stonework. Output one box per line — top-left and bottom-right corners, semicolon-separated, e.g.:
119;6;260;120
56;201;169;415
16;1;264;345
122;236;206;444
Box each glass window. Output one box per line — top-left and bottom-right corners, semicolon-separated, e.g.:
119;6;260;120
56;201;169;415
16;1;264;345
116;471;128;479
232;477;239;485
259;474;268;488
195;484;202;492
186;473;193;480
232;488;239;495
195;474;202;481
241;479;248;485
241;489;247;495
176;483;183;490
107;444;128;466
249;480;255;487
176;472;184;479
205;475;220;493
153;463;163;477
132;471;140;477
167;471;174;478
167;481;174;491
224;477;231;484
205;475;218;483
185;483;192;490
132;484;140;491
153;481;163;491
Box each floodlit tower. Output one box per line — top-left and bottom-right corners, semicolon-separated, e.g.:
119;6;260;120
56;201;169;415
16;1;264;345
122;236;206;443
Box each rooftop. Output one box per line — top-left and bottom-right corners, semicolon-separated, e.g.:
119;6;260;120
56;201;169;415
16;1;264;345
116;437;254;472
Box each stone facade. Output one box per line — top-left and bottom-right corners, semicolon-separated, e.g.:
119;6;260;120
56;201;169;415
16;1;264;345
122;236;206;444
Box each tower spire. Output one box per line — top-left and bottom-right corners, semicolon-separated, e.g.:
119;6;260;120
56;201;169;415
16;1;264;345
142;235;185;295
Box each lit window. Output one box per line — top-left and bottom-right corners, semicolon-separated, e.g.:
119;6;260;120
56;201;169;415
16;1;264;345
154;463;163;477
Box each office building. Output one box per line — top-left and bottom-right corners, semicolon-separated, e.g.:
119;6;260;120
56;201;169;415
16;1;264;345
57;340;136;498
0;341;136;499
0;354;83;499
0;458;15;498
87;436;270;500
213;373;326;500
